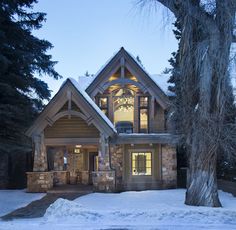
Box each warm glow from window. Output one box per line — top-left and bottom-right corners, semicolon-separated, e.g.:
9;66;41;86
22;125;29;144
132;152;152;175
113;88;134;125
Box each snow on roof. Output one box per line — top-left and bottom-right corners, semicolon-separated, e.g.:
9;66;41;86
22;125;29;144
78;48;174;96
78;49;121;90
78;75;96;90
150;74;175;97
65;78;117;133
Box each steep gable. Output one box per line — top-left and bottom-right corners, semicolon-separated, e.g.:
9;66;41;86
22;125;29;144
26;78;116;138
80;47;170;109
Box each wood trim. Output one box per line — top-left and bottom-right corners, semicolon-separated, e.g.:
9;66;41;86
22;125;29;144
45;138;99;146
111;133;178;145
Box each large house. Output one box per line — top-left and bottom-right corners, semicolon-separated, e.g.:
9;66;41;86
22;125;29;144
26;47;178;192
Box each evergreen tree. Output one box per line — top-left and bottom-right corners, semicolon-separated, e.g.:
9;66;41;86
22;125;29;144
0;0;61;187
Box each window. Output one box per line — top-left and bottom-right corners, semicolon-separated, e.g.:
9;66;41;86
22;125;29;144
98;97;108;116
113;88;134;132
132;152;152;175
139;96;149;133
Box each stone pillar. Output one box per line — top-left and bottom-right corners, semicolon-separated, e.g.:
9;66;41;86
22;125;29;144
33;133;48;172
161;144;177;188
27;132;53;192
92;133;116;192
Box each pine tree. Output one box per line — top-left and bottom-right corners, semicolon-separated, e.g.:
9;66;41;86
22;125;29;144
0;0;61;187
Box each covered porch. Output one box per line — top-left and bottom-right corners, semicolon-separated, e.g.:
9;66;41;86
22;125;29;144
26;79;117;193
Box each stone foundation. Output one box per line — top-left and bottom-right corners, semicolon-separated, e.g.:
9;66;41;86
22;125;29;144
27;172;53;192
161;144;177;188
92;170;115;192
53;171;69;185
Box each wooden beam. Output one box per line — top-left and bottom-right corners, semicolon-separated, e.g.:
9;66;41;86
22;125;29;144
45;138;99;146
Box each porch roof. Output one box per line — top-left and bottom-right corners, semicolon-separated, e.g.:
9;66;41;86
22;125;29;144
112;133;179;145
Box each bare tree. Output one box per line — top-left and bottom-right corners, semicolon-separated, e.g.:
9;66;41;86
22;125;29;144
139;0;236;207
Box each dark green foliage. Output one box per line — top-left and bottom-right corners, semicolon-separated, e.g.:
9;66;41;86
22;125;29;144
0;0;61;187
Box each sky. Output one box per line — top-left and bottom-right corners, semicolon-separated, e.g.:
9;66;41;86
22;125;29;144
33;0;178;97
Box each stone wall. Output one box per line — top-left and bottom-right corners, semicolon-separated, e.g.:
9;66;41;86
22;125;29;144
92;171;116;192
110;145;123;191
80;171;90;185
53;171;69;185
161;144;177;188
27;172;53;192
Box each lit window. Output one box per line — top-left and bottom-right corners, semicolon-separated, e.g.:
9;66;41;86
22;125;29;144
98;97;108;116
132;152;152;175
139;96;149;133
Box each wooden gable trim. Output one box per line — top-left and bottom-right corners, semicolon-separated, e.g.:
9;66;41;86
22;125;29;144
86;47;170;109
26;80;116;138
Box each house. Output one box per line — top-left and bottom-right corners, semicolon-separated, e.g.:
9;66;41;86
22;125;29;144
26;47;178;192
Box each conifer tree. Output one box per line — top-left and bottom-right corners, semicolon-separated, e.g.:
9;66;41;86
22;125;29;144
0;0;61;187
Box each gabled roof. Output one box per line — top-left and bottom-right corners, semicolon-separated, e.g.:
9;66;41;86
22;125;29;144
78;47;171;108
26;78;116;138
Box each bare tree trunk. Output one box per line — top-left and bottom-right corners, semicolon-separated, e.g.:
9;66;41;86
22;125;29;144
141;0;236;207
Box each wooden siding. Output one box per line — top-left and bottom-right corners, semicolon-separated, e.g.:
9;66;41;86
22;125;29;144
44;115;100;138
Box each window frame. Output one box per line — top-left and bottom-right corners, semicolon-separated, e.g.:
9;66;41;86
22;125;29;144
138;96;150;133
131;152;152;176
97;96;109;117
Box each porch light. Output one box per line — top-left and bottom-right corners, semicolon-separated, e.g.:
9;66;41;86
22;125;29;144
75;145;82;148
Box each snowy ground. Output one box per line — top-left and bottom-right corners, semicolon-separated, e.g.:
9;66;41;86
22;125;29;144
0;189;236;230
0;189;45;217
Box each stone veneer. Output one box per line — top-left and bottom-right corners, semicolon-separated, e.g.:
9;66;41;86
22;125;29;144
110;145;123;191
92;170;116;192
53;171;69;185
27;172;53;192
53;148;64;171
161;144;177;188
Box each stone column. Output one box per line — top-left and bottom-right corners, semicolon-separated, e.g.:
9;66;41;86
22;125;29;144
98;133;111;170
27;132;53;192
33;133;47;172
92;133;116;192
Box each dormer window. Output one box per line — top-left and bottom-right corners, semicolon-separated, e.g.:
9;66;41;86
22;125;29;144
98;97;108;116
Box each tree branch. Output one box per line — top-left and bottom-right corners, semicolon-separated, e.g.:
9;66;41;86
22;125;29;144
154;0;219;34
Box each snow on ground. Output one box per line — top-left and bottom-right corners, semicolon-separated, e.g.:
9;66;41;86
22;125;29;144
0;189;45;217
0;189;236;230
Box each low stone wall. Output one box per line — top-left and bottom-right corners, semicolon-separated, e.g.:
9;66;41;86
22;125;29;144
27;172;53;192
161;144;177;188
92;170;116;192
53;171;69;185
80;171;90;185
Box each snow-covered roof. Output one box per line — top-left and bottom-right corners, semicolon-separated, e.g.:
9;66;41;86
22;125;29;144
150;74;175;97
78;48;174;97
65;78;117;133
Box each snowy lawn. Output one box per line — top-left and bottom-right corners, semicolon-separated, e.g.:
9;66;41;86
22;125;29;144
0;189;45;217
0;189;236;229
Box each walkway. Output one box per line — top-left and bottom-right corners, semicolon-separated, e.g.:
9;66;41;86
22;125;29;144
1;184;93;220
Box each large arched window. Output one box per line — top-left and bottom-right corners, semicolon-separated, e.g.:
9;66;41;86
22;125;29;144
113;88;134;133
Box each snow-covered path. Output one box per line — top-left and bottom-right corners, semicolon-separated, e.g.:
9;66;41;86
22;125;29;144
0;189;45;217
0;189;236;230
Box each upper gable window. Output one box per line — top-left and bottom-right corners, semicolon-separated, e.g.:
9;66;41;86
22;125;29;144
113;88;134;133
98;97;108;116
